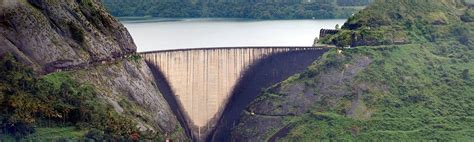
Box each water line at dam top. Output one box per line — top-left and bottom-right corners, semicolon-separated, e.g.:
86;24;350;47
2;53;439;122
137;46;328;54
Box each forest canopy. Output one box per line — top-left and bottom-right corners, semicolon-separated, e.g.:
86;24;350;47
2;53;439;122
101;0;372;19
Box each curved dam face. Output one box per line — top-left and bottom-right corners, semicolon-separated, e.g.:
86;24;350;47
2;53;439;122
140;47;328;141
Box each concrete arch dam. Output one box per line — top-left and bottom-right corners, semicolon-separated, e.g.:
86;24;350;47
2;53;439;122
140;47;328;141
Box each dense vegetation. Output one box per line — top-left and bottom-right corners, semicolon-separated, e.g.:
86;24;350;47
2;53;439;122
235;0;474;141
336;0;372;6
0;54;145;141
320;0;469;47
277;43;474;141
101;0;371;19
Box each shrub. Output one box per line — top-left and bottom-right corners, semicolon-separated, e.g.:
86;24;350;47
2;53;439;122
85;129;104;141
68;22;85;44
3;122;36;138
462;69;470;80
461;9;474;22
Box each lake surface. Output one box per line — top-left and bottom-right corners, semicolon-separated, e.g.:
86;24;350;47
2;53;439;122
122;18;345;52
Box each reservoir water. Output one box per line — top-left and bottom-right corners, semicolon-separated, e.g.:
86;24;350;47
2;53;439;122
122;18;345;52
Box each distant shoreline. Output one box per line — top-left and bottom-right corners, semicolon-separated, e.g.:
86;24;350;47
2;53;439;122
117;17;348;23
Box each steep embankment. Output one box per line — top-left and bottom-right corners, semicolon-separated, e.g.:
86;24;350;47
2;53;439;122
232;0;474;141
0;0;185;140
101;0;371;19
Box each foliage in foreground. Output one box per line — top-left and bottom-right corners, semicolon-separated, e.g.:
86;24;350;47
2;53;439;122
0;54;142;141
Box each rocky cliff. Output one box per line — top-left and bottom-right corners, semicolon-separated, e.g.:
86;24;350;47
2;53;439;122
0;0;186;140
68;58;186;139
0;0;134;73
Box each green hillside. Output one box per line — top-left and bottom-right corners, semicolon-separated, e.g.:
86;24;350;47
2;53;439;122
320;0;469;46
233;0;474;141
0;54;153;141
101;0;372;19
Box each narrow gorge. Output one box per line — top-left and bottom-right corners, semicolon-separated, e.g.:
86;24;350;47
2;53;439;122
141;47;328;141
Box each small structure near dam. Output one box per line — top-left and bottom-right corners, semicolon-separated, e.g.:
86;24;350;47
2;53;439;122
140;47;328;141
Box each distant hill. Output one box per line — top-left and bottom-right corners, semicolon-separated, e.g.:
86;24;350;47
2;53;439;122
101;0;372;19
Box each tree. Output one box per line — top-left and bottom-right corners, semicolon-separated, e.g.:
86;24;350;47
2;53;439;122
462;69;470;80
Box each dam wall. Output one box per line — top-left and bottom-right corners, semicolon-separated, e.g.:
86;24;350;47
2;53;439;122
210;48;328;141
140;47;327;140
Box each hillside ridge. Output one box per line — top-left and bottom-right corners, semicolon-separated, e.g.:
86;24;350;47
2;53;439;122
232;0;474;141
101;0;372;19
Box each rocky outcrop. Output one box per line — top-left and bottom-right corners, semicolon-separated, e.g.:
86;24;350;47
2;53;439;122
319;29;339;39
0;0;186;140
70;58;186;139
0;0;135;73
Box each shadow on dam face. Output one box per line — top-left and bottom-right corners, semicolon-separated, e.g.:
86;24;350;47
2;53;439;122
147;62;194;139
208;49;327;141
144;48;328;141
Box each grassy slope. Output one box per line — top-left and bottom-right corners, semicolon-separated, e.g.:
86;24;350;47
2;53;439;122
236;0;474;141
320;0;470;47
279;43;474;141
0;127;88;141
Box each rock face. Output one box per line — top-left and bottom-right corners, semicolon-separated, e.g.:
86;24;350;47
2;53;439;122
232;54;372;141
0;0;186;140
0;0;135;73
70;59;186;139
